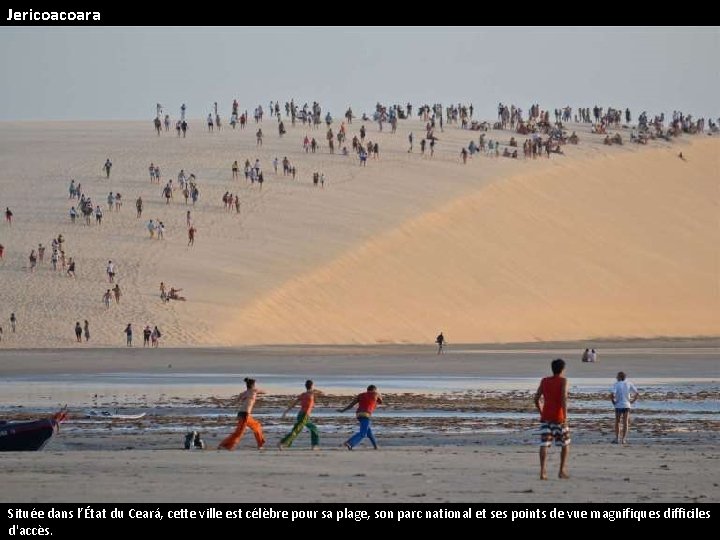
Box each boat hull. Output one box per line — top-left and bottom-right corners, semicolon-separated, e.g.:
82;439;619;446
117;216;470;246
0;419;56;451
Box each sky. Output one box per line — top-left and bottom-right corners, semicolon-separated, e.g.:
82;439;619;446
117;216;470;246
0;27;717;121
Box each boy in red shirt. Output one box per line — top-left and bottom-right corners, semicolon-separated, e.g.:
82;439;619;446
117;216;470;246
339;385;382;450
534;358;570;480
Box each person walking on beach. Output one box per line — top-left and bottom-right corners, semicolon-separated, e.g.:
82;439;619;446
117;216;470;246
338;385;383;450
10;312;17;333
610;372;639;445
104;159;112;179
436;332;445;354
136;197;143;218
534;358;570;480
218;377;266;450
124;323;133;347
112;284;121;304
5;207;13;226
74;322;83;343
232;160;239;180
106;261;116;283
278;380;322;450
102;290;112;309
83;320;90;342
188;225;196;246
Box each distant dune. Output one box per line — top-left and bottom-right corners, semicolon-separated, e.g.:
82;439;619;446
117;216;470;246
0;120;717;347
222;138;719;344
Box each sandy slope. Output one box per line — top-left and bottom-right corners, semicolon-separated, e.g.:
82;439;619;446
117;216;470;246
223;138;720;344
0;119;717;347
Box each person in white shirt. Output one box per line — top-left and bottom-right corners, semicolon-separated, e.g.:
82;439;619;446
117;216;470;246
106;260;116;283
610;372;639;445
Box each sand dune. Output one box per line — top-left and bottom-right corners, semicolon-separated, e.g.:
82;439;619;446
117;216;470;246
222;138;719;344
0;119;717;347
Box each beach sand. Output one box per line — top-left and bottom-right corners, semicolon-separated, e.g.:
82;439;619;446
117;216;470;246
2;443;717;503
0;120;717;347
1;344;717;502
0;117;717;503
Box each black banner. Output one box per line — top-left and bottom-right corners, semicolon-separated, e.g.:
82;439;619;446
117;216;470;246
2;8;317;25
1;503;715;535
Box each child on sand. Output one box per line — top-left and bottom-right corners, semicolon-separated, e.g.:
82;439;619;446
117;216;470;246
610;372;639;445
218;377;266;450
278;380;322;450
534;358;570;480
338;385;383;450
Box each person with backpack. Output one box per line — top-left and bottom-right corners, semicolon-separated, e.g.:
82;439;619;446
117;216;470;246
436;332;445;354
151;326;161;347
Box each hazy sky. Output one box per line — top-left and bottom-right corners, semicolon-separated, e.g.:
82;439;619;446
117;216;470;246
0;27;717;121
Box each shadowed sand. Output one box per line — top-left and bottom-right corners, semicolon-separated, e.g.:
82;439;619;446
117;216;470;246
223;139;719;344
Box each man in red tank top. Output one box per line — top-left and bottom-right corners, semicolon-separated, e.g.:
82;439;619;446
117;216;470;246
278;380;322;450
338;385;383;450
534;358;570;480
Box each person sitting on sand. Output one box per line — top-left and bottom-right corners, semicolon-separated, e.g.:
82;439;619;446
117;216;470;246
167;288;186;301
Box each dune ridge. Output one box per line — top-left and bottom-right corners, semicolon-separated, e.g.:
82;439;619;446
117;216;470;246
221;138;719;344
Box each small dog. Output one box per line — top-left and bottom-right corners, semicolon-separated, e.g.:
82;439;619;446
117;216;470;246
184;431;205;450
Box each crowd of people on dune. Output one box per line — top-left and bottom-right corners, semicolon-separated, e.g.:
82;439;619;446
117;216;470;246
2;97;715;347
